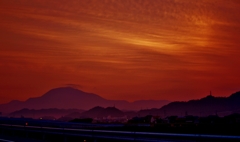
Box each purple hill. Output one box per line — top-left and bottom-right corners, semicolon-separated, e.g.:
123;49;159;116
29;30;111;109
0;87;170;114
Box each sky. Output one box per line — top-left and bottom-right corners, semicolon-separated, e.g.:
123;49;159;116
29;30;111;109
1;0;240;104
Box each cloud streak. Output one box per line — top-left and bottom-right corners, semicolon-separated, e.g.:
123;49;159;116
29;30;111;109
0;0;240;102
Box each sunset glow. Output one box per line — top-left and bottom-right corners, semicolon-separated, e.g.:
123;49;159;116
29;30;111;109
1;0;240;103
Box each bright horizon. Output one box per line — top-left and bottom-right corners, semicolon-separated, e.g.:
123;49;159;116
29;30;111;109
1;0;240;103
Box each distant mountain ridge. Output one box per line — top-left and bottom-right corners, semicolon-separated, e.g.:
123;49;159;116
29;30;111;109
6;91;240;120
80;106;125;118
139;91;240;117
9;106;129;121
9;108;84;119
0;87;170;113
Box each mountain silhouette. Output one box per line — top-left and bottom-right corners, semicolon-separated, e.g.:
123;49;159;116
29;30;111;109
4;89;240;118
0;87;170;113
80;106;105;118
9;108;83;119
140;91;240;117
97;107;125;118
80;106;125;118
63;112;82;119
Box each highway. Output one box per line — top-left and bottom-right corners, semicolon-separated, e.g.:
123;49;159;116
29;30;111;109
1;123;240;142
0;138;14;142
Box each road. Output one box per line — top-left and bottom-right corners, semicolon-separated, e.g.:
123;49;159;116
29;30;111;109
0;138;14;142
1;123;240;142
0;135;46;142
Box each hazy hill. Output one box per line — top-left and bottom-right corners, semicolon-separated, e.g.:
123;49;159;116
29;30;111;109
140;91;240;117
80;106;105;118
137;108;161;117
98;107;125;118
64;112;82;119
79;106;125;118
0;87;170;113
9;108;84;119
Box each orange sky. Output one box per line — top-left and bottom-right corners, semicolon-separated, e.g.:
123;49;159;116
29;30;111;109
1;0;240;103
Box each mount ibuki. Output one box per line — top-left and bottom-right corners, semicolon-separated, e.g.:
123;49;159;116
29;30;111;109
0;87;170;113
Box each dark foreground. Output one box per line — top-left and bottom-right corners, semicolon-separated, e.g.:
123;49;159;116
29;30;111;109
0;117;240;142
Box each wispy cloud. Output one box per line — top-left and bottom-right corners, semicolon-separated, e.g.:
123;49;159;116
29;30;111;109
0;0;240;102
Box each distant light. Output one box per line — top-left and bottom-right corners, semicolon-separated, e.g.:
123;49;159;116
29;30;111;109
25;122;28;126
40;118;42;119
